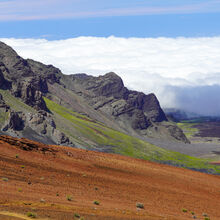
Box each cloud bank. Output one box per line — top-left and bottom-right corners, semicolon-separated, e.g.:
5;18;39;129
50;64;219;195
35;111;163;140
1;36;220;116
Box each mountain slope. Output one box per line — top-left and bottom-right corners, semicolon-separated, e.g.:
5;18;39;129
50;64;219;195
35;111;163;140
0;40;189;145
0;135;220;220
0;87;219;174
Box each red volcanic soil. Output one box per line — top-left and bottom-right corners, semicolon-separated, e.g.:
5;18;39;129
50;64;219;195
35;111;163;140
0;136;220;220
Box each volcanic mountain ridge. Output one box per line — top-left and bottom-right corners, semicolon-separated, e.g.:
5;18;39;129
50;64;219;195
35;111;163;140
0;41;189;147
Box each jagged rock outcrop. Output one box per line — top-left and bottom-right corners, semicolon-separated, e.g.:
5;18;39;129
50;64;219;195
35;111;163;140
6;111;24;131
26;59;62;84
0;42;48;111
65;72;167;130
2;110;74;147
11;77;48;111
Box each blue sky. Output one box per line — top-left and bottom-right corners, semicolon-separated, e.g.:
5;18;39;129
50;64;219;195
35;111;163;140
0;0;220;39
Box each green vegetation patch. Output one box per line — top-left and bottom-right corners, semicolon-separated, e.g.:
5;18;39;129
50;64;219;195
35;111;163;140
177;121;199;138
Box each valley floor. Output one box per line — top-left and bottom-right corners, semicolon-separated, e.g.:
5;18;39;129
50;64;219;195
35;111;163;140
0;136;220;220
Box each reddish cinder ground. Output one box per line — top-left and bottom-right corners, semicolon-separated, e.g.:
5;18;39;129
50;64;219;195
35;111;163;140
0;136;220;220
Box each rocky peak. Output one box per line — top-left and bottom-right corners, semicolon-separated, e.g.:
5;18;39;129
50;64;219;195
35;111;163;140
0;42;33;79
93;72;128;98
0;41;49;111
26;59;62;84
68;72;128;99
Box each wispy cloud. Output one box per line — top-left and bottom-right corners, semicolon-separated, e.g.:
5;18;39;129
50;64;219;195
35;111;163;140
0;0;220;21
2;36;220;115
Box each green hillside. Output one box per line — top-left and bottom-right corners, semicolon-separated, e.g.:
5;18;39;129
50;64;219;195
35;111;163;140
44;97;220;175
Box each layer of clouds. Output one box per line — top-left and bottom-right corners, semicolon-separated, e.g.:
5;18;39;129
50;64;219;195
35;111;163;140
1;36;220;116
1;0;220;21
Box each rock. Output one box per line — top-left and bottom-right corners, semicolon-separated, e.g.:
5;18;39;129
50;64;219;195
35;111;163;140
53;130;74;146
6;111;24;131
1;109;74;147
27;59;62;84
0;93;10;111
0;42;34;79
69;72;128;99
11;78;48;111
67;72;167;130
0;42;48;111
0;69;6;88
131;109;150;130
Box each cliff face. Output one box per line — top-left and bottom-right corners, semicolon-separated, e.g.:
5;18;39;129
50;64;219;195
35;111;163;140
0;41;189;145
66;72;167;129
0;42;48;111
62;72;188;143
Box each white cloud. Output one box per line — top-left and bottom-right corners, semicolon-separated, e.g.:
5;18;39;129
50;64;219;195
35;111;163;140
1;36;220;116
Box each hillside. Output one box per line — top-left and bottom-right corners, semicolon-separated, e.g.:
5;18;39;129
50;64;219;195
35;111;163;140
1;41;220;173
0;40;188;146
0;135;220;220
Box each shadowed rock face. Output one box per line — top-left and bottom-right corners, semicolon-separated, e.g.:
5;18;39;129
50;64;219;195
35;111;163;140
0;67;10;89
0;69;5;88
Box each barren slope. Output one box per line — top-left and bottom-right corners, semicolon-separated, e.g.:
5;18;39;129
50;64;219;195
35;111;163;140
0;136;220;220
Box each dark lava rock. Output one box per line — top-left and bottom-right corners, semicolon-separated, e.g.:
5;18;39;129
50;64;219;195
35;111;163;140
0;67;10;89
0;69;6;88
6;111;24;131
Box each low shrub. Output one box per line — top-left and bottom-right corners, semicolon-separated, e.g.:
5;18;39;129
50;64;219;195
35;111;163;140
26;212;36;218
66;195;72;201
93;200;100;205
136;202;144;209
74;213;80;218
2;177;8;182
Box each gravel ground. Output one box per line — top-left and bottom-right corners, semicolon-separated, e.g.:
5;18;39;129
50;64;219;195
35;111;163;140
143;136;220;157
